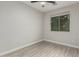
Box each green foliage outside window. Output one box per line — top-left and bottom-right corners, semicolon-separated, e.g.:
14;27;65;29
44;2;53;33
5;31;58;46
51;14;70;32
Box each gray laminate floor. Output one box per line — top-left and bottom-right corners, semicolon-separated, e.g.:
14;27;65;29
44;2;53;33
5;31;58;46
2;41;79;57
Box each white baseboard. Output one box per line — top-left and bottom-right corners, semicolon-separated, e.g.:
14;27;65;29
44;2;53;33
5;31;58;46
0;39;43;56
43;39;79;48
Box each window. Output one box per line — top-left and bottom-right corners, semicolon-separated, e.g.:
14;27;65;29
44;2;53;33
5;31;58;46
51;14;70;32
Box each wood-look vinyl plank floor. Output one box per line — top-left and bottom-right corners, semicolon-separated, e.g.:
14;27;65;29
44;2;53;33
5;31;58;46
2;41;79;57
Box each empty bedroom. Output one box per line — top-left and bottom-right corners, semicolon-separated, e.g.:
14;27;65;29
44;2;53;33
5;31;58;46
0;0;79;57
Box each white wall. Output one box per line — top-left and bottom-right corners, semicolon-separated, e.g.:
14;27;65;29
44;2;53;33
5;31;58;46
0;1;43;53
44;3;79;47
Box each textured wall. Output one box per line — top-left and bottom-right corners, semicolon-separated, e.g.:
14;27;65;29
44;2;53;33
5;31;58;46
0;1;43;53
44;3;79;47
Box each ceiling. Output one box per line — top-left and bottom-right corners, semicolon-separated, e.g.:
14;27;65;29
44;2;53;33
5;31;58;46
24;1;79;12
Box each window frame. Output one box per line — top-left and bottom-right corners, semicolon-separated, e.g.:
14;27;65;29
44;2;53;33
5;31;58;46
50;11;70;32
